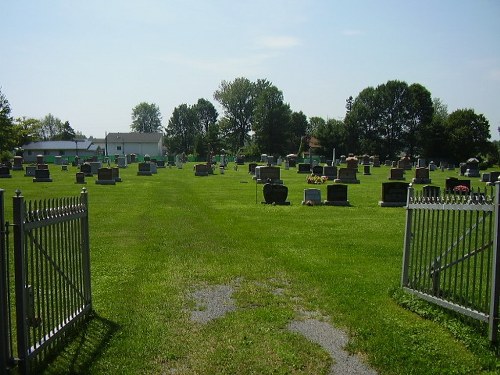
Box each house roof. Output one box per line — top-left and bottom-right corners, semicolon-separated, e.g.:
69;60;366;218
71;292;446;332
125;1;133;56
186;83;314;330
106;132;163;143
22;140;98;151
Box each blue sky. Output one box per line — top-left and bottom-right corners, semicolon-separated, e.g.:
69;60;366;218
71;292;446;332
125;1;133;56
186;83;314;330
2;1;499;140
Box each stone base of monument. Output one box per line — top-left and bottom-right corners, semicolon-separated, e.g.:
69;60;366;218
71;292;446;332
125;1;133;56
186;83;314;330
33;177;52;182
95;179;116;185
378;200;406;207
333;178;360;184
323;200;350;206
137;171;153;176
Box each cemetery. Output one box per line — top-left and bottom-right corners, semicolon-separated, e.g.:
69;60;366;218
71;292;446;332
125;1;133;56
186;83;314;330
1;159;500;374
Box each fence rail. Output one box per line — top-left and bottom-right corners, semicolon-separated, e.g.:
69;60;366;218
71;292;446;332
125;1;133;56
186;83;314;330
402;184;500;342
0;188;92;374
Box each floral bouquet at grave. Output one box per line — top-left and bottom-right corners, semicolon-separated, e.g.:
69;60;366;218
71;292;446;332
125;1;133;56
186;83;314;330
452;185;470;194
306;174;327;184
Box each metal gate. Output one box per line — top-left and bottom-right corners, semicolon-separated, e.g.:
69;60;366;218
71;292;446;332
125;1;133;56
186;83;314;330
402;184;500;342
0;188;92;374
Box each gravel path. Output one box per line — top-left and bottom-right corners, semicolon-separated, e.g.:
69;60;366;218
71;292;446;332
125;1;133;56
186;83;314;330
188;282;377;374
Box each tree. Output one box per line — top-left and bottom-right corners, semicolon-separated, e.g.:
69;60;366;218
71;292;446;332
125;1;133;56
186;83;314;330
445;108;491;162
0;88;15;157
39;113;63;140
404;83;434;157
419;98;449;159
194;98;218;134
13;117;42;146
214;77;255;151
288;111;308;154
165;104;200;154
53;121;76;140
252;84;291;156
313;119;347;157
308;117;326;135
131;102;162;133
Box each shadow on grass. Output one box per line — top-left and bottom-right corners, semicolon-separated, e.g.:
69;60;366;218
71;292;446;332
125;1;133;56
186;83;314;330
36;311;120;374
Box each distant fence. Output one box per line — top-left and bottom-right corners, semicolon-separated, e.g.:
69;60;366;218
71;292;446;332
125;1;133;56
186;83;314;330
0;188;92;374
401;184;500;342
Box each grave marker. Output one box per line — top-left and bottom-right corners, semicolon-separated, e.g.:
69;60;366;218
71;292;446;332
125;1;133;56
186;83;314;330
379;182;409;207
324;184;349;206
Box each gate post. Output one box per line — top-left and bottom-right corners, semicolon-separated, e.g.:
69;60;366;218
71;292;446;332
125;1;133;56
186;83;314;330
13;190;29;374
0;189;11;372
489;182;500;343
80;188;92;309
401;185;414;287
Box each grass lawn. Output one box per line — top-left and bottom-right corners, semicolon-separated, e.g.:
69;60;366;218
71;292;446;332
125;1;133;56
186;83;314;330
1;162;500;374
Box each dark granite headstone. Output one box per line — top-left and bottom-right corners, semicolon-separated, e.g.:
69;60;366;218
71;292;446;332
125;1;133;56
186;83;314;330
96;168;116;185
312;165;323;175
324;184;349;206
0;166;12;178
33;168;52;182
75;172;86;184
445;177;470;193
334;168;359;184
262;183;289;205
422;185;441;199
379;182;409;207
80;163;92;177
389;168;405;180
138;162;153;176
297;163;311;173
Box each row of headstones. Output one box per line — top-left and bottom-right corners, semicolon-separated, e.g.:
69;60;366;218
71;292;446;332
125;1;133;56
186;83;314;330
262;182;413;207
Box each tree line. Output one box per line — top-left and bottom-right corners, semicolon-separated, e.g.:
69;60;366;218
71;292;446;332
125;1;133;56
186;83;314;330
1;79;497;164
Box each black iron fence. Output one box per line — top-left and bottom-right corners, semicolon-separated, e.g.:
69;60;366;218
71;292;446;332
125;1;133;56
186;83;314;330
0;188;92;374
402;184;500;342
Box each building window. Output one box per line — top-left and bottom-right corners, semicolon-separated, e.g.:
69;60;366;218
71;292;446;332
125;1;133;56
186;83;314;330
117;146;122;151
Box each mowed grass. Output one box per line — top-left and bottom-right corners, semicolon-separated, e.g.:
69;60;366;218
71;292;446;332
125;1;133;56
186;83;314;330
1;162;499;374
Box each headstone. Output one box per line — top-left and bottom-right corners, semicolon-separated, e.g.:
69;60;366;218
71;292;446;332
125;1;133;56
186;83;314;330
345;155;358;170
379;182;409;207
412;167;431;184
398;155;412;170
340;155;346;164
384;160;392;167
61;165;68;171
248;163;258;175
126;154;132;164
322;166;337;180
361;154;370;165
33;168;52;182
156;160;166;168
262;183;290;205
37;164;49;170
55;155;62;165
90;162;102;175
195;163;210;176
25;165;36;177
12;156;23;170
372;156;380;167
75;172;86;184
236;155;245;165
312;165;323;175
36;155;44;164
334;168;360;184
284;160;289;170
464;158;480;177
481;173;490;183
117;156;127;168
112;167;122;182
137;162;153;176
80;163;92;177
287;157;296;168
0;166;12;178
363;165;371;175
96;168;116;185
445;177;471;193
150;162;158;174
417;158;426;168
459;163;467;176
302;188;322;205
130;154;137;163
488;171;500;185
388;168;405;180
428;161;437;171
256;166;282;184
422;185;441;199
391;161;398;168
297;163;311;174
324;184;349;206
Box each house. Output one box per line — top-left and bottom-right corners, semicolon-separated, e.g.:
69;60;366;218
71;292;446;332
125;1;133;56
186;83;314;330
104;132;163;157
22;140;99;163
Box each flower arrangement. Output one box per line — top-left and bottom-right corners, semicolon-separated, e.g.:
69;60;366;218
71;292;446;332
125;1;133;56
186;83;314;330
453;185;470;194
306;174;327;184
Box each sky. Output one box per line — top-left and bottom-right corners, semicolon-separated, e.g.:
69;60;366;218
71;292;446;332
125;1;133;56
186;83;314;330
1;0;499;140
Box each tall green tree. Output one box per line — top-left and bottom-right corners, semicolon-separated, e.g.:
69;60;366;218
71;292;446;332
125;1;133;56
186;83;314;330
213;77;255;151
252;84;291;156
131;102;163;133
194;98;218;134
419;98;449;159
0;88;15;156
53;121;76;140
165;104;200;154
313;118;347;157
288;111;308;154
13;117;42;146
39;113;63;141
445;108;490;162
404;83;434;156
